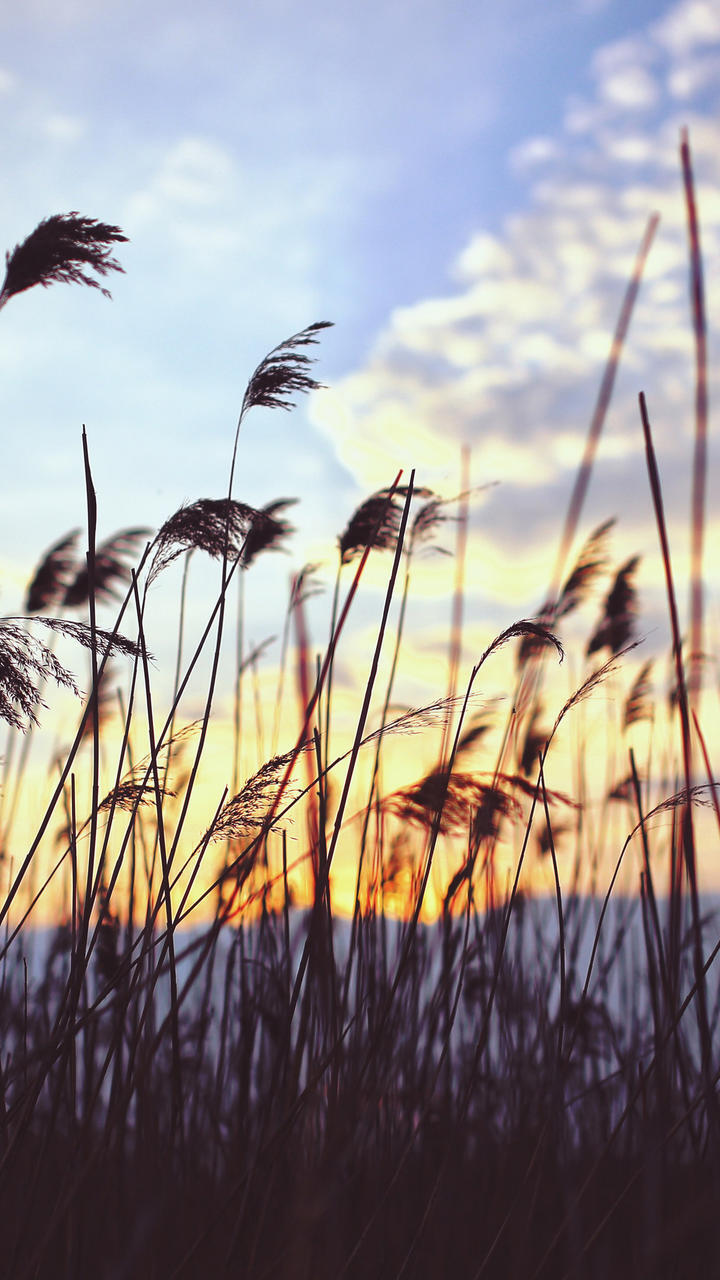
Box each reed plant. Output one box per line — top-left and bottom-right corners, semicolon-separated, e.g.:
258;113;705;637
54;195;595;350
0;134;718;1280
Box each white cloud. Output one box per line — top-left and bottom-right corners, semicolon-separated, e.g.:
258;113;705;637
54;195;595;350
667;52;720;97
43;113;86;142
453;232;514;282
310;0;720;636
603;134;657;165
653;0;720;56
591;33;660;110
599;65;659;109
509;136;562;171
129;136;238;218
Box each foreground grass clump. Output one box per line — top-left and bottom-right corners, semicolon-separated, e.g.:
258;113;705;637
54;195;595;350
1;154;719;1280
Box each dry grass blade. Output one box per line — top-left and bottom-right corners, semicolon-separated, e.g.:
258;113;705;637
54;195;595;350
63;527;150;607
0;212;127;308
0;620;80;729
148;499;260;582
78;660;117;742
586;556;640;656
24;530;81;613
549;213;659;592
681;128;708;707
240;321;333;416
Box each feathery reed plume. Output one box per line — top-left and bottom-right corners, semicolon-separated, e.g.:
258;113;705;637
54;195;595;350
517;519;614;667
556;517;615;618
409;484;491;556
550;641;640;742
494;770;576;808
645;782;718;820
289;562;324;607
24;530;81;613
536;819;569;859
0;213;127;308
518;705;549;777
384;769;521;837
408;492;445;551
20;615;144;662
455;713;493;759
98;777;175;815
95;881;121;987
485;619;563;670
381;837;414;894
607;775;639;802
1;612;141;730
668;651;710;710
238;637;276;676
239;321;333;416
63;527;150;607
586;555;640;656
336;695;489;763
339;488;404;564
241;498;296;567
148;498;261;582
210;745;310;844
339;485;430;565
125;720;202;782
0;621;80;729
623;659;654;729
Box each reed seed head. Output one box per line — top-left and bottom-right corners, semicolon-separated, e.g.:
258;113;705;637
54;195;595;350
25;530;81;614
149;499;260;582
0;213;127;309
63;527;150;608
240;322;333;418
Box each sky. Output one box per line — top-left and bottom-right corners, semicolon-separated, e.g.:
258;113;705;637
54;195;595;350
0;0;719;907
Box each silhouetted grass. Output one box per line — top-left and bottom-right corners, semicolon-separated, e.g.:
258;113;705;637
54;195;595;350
0;146;719;1280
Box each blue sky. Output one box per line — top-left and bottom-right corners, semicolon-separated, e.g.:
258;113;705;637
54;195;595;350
0;0;719;721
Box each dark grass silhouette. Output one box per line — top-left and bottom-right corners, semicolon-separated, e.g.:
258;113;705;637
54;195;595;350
0;146;719;1280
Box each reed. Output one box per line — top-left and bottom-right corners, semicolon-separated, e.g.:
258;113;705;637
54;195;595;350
0;160;718;1280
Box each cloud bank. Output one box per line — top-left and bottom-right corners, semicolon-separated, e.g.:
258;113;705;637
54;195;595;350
312;0;720;638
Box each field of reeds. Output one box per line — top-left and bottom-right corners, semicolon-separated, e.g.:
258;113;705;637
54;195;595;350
1;139;719;1279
